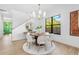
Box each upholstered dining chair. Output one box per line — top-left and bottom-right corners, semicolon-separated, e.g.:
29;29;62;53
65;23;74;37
37;32;53;51
37;35;51;51
44;32;53;46
26;32;35;48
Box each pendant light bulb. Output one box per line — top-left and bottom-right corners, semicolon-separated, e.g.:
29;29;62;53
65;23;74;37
32;11;36;18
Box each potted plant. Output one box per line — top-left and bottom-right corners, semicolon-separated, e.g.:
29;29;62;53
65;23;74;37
35;25;42;32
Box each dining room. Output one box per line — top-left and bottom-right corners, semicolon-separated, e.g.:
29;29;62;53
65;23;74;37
0;4;79;55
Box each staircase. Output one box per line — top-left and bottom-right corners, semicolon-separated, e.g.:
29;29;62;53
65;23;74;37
0;9;32;41
12;17;33;41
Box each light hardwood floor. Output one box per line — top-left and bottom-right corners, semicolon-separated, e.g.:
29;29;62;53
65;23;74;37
0;39;79;55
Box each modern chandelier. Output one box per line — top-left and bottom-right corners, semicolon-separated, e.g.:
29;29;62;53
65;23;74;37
32;4;46;20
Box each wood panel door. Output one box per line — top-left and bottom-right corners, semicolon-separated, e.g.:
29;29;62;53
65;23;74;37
70;11;79;36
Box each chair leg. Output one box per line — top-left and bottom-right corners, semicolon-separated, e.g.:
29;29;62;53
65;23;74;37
37;44;40;52
49;41;52;46
28;42;30;49
45;45;47;51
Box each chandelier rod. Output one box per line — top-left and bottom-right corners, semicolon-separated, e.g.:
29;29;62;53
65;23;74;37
38;4;40;10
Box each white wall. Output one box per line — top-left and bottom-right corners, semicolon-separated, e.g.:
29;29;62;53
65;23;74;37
11;10;29;29
12;22;27;40
12;19;32;40
0;9;29;38
48;5;79;48
0;14;3;37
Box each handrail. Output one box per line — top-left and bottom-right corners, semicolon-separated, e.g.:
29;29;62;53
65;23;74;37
0;12;32;30
12;17;32;30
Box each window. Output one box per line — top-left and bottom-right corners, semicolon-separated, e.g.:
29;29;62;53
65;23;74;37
45;15;61;35
3;21;12;35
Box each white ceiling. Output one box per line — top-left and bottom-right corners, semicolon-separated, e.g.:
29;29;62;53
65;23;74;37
0;4;79;16
0;4;53;15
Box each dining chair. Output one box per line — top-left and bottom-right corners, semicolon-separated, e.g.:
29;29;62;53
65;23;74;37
45;32;53;46
26;32;35;48
37;35;50;51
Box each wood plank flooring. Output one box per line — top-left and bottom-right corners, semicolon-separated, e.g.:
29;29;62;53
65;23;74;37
0;39;79;55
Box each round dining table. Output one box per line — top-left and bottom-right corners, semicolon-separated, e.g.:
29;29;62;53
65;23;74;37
30;32;46;46
24;32;47;46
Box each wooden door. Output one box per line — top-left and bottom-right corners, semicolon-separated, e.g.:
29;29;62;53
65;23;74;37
70;11;79;36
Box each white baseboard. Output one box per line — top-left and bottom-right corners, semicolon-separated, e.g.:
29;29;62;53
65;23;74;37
51;34;79;48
